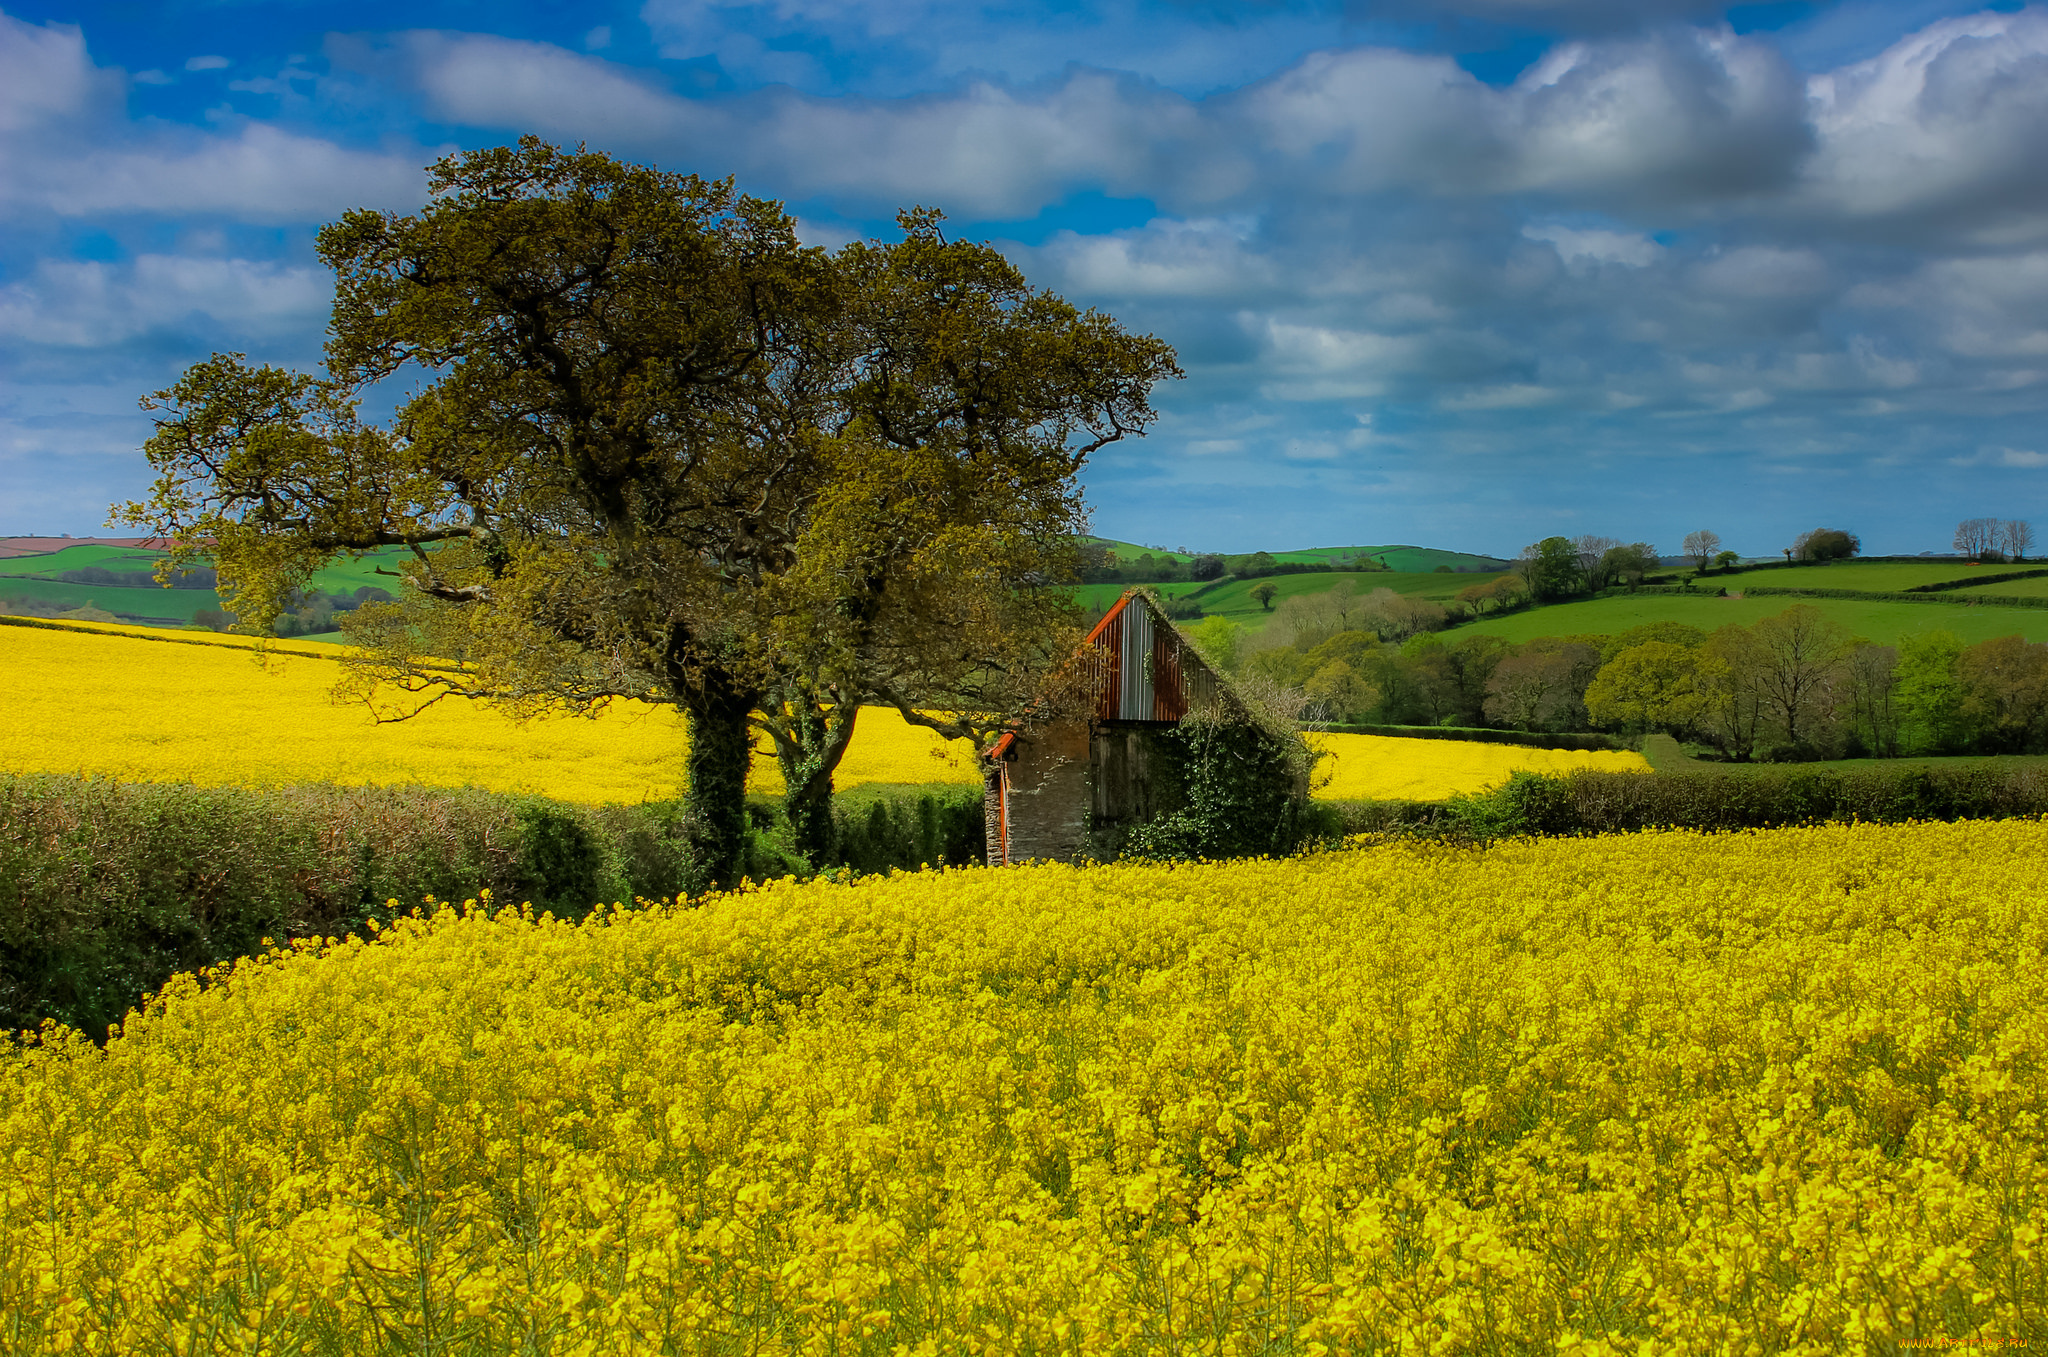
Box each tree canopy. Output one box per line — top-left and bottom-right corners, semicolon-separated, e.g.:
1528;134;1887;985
121;139;1180;882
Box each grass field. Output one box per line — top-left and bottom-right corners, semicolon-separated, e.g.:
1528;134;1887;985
1709;559;2022;592
1950;575;2048;599
1454;589;2048;646
0;544;414;627
1079;569;1501;626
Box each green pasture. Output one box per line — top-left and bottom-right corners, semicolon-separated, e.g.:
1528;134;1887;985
0;545;151;576
0;577;196;622
1077;568;1517;627
1714;559;2038;593
1454;591;2048;647
0;544;412;628
1950;575;2048;599
1274;544;1509;573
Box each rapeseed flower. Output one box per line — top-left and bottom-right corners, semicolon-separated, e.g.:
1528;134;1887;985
2;820;2041;1352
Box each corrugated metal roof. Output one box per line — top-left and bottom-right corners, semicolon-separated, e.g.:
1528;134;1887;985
1085;590;1213;722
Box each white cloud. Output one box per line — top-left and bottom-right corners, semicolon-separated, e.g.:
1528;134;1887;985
184;54;230;72
0;11;95;132
0;16;431;221
1951;446;2048;468
0;254;330;348
1033;217;1271;299
1522;222;1660;267
1802;8;2048;236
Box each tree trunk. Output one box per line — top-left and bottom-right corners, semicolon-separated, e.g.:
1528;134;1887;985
682;669;758;891
774;702;860;867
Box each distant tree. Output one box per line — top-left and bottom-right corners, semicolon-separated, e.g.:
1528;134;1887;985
1190;553;1225;581
1598;542;1660;590
1516;536;1584;601
1955;517;2000;559
1249;582;1278;610
1841;642;1901;758
1683;529;1723;572
1183;615;1243;673
1794;529;1860;562
1574;535;1624;590
1303;658;1377;724
2001;520;2034;562
1745;605;1853;748
1960;634;2048;752
1585;640;1725;734
1712;549;1742;572
1895;630;1970;753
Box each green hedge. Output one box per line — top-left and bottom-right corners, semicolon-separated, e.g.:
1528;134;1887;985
1316;762;2048;843
1907;568;2048;592
0;776;989;1038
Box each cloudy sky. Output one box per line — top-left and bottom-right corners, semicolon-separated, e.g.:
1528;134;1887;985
3;0;2046;557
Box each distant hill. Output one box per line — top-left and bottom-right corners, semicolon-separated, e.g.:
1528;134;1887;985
1079;537;1510;573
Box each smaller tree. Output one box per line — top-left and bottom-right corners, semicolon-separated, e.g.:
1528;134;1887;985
1585;640;1725;734
1574;535;1624;591
1712;549;1742;572
2001;520;2034;562
1895;630;1970;754
1955;517;2000;559
1517;537;1584;601
1794;529;1860;562
1598;542;1659;590
1190;553;1225;581
1683;529;1722;572
1249;582;1278;610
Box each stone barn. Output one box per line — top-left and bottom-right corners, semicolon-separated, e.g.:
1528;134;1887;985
984;589;1300;864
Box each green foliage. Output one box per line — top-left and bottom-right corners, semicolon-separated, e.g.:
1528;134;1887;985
1122;714;1316;862
1433;762;2048;842
0;776;707;1039
1518;536;1585;601
1895;630;1970;754
829;786;985;875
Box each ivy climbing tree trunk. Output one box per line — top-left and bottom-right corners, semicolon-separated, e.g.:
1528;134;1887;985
680;669;761;891
761;695;860;867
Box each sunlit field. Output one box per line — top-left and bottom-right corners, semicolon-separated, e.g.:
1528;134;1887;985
1311;731;1648;800
2;618;1645;803
0;619;977;801
4;820;2041;1352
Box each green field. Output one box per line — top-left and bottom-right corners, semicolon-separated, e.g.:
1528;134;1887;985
1077;569;1500;626
1950;575;2048;599
1270;544;1510;572
1714;559;2044;593
1454;591;2048;647
0;544;411;627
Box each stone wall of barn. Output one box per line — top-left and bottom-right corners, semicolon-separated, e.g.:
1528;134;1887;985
984;718;1091;864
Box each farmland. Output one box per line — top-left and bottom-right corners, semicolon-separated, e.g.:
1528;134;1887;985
1;619;1637;803
1453;587;2048;647
0;541;407;634
4;819;2040;1351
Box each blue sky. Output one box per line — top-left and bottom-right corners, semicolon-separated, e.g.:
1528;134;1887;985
4;0;2047;558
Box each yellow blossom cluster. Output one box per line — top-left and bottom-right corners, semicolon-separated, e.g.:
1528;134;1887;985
2;620;1645;804
4;819;2042;1353
1309;732;1649;800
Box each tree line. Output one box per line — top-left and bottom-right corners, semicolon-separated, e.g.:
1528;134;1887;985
1186;592;2048;761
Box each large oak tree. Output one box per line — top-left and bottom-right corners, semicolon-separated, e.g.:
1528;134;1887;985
122;140;1178;884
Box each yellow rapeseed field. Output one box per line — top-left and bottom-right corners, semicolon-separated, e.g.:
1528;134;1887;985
3;819;2042;1353
1;618;1645;802
1310;732;1647;800
0;620;978;801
